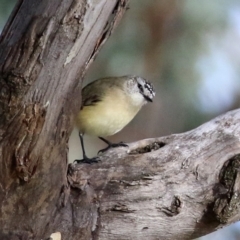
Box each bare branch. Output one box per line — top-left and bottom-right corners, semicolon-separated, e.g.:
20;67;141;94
68;109;240;240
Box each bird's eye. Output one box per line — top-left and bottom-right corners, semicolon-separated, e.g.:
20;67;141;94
138;83;144;92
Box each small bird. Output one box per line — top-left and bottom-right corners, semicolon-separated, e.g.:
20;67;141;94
75;75;155;163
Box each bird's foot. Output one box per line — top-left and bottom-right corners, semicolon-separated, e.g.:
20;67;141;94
74;157;100;164
98;142;128;154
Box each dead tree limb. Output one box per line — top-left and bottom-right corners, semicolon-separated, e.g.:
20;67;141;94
68;109;240;240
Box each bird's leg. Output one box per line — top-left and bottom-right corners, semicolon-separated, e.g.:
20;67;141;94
74;132;100;164
98;137;128;154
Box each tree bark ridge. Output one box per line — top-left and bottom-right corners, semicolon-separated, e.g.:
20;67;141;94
0;0;129;239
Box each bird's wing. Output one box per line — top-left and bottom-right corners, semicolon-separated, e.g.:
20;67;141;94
81;80;104;108
81;78;123;109
81;93;102;108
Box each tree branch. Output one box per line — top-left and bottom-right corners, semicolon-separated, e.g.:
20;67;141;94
68;109;240;240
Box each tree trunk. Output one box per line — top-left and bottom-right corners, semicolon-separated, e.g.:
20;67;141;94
0;0;129;239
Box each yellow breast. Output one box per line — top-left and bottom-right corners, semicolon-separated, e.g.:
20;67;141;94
76;88;142;137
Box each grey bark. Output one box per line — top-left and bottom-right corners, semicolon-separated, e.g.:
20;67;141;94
68;109;240;240
0;0;129;239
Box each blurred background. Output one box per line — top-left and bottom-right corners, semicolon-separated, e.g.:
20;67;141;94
1;0;240;239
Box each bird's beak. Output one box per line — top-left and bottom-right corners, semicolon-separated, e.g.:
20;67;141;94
144;95;153;102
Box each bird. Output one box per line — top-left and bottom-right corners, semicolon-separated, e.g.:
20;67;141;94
75;75;155;164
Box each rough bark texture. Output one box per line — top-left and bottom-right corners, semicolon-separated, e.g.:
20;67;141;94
0;0;129;239
68;109;240;240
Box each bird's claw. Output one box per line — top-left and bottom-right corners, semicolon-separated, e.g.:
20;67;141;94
74;157;100;164
98;142;128;154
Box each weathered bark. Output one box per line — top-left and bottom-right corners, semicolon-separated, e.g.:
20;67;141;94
0;0;129;239
67;109;240;240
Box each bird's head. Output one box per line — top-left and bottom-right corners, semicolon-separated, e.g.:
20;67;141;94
124;75;155;106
